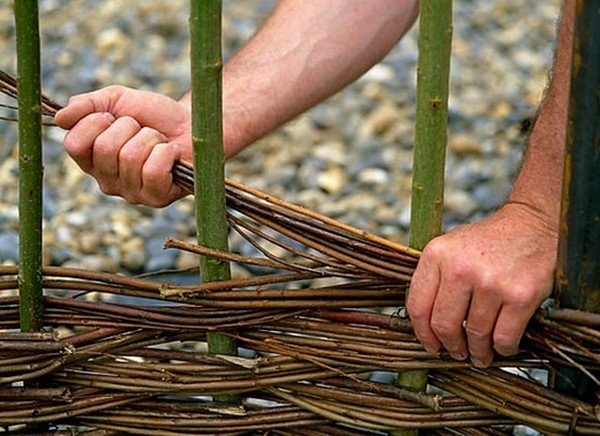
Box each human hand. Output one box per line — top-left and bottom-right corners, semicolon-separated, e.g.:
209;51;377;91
406;202;558;367
55;85;192;207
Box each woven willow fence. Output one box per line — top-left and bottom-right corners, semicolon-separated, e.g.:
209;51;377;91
2;0;600;434
0;140;599;434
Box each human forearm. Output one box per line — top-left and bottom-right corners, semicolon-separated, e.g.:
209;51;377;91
507;0;574;229
180;0;419;158
407;0;576;367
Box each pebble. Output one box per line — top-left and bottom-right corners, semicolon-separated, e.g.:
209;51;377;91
120;237;147;272
0;0;562;277
0;231;19;263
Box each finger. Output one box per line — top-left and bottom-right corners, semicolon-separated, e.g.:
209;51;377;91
407;250;443;353
55;86;126;129
464;291;502;367
118;127;167;203
63;112;115;172
92;116;142;182
57;86;187;135
429;279;471;360
139;142;183;207
493;303;535;357
112;91;189;132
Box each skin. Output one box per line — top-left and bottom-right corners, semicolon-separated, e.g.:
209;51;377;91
56;0;419;205
56;0;573;367
407;0;574;367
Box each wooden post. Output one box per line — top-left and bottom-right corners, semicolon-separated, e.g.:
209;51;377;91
396;0;453;433
554;0;600;399
15;0;44;333
189;0;238;404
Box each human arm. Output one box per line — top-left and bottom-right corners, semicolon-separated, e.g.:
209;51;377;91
406;0;574;367
56;0;418;206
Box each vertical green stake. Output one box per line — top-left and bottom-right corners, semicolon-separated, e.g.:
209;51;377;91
15;0;44;333
410;0;453;250
396;1;453;433
189;0;238;403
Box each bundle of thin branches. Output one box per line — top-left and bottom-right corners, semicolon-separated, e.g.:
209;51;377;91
2;70;600;434
0;233;599;432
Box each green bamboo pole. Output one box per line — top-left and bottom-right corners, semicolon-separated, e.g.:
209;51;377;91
554;0;600;400
189;0;238;403
15;0;44;333
396;1;453;433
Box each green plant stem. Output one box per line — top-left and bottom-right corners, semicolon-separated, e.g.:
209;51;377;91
397;1;453;434
409;0;453;250
189;0;238;403
15;0;44;333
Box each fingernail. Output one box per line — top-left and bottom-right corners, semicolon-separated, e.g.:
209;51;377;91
450;352;468;361
471;357;487;368
424;345;437;354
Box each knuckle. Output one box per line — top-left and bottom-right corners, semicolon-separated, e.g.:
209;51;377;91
141;164;163;187
501;284;540;312
119;115;141;129
430;319;458;340
122;192;142;206
93;137;115;156
138;126;164;143
493;334;520;356
119;147;139;166
465;326;489;342
104;84;127;96
63;134;84;158
406;299;425;320
139;192;168;208
97;181;117;196
421;238;445;261
138;126;155;137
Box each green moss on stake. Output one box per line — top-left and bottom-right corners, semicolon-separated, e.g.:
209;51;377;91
189;0;238;403
15;0;44;333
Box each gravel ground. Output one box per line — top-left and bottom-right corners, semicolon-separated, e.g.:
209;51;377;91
0;0;562;275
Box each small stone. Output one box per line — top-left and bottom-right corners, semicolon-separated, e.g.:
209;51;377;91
174;249;199;271
360;103;402;137
360;63;397;84
490;101;512;120
110;210;135;238
358;167;389;186
0;231;19;262
63;255;119;274
317;165;347;194
78;232;103;255
95;27;132;62
120;237;147;271
312;141;348;165
145;237;178;271
449;134;481;154
230;263;252;281
444;191;479;221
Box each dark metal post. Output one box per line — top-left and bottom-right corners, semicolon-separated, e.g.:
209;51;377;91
554;0;600;399
555;0;600;314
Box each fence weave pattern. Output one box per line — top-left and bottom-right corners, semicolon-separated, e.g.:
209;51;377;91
1;71;600;435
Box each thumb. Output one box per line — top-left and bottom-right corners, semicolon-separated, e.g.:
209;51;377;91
54;85;128;130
